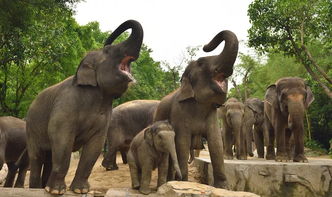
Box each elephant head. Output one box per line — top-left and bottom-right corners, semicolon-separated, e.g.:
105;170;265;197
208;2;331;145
178;30;238;105
144;121;182;180
73;20;144;98
265;77;314;130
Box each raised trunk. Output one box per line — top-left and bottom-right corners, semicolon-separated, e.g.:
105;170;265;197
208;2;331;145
104;20;144;60
203;30;239;77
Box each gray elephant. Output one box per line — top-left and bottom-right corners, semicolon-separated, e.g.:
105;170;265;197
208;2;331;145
264;77;314;162
127;120;182;195
102;100;160;171
0;116;29;187
219;98;247;160
26;20;144;194
243;98;265;158
154;30;238;188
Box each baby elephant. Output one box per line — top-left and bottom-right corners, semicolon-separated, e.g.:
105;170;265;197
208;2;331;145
127;120;182;194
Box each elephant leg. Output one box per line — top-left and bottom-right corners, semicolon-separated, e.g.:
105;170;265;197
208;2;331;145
102;141;120;170
4;162;18;187
224;127;233;160
207;120;227;189
41;151;52;188
293;127;307;162
285;128;292;160
265;118;275;160
28;148;43;188
46;139;74;195
127;150;140;189
139;161;153;195
254;127;265;158
14;151;29;188
246;125;254;157
120;148;128;164
157;153;169;187
70;133;105;194
275;120;288;162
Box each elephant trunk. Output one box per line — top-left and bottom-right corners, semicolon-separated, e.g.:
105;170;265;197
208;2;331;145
167;141;182;180
230;113;245;158
203;30;239;78
287;101;305;130
104;20;144;60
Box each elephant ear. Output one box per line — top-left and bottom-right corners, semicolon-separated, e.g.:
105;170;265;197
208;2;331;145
247;100;263;114
178;76;194;102
305;85;314;108
265;84;278;108
144;127;154;146
73;52;97;86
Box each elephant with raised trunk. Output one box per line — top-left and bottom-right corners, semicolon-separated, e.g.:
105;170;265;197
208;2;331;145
102;100;160;171
219;98;246;160
0;116;29;188
154;30;238;188
26;20;144;194
128;120;182;195
264;77;314;162
243;98;265;158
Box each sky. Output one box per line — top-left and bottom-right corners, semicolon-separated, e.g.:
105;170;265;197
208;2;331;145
74;0;253;66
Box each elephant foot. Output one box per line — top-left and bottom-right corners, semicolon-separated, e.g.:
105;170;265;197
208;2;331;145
224;155;233;160
102;159;119;171
266;152;275;160
70;179;90;194
139;186;151;195
236;155;247;160
214;180;228;189
132;181;140;190
275;154;291;162
105;165;119;171
293;154;308;163
45;174;67;195
248;152;254;157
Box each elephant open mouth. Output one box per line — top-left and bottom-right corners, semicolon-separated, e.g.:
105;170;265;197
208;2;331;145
119;56;135;82
213;72;228;93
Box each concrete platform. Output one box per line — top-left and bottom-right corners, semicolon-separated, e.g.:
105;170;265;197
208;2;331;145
194;156;332;197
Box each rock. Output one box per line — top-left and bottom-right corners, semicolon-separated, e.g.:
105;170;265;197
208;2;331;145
105;181;259;196
194;157;332;197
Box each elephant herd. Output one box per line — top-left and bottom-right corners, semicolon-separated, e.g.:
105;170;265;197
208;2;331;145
0;20;315;195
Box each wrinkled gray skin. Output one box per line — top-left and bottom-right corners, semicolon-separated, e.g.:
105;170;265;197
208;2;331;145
264;77;314;162
127;120;182;195
26;20;144;194
243;98;266;158
219;98;246;160
102;100;160;170
154;30;238;188
0;116;29;187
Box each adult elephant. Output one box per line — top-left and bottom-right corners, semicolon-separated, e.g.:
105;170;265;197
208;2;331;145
0;116;29;187
219;98;246;160
243;98;265;158
264;77;314;162
26;20;144;194
154;30;238;188
102;100;160;171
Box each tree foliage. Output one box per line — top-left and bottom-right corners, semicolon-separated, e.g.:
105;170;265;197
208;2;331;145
248;0;332;98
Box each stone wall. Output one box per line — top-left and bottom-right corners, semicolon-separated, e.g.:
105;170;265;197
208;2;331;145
194;158;332;197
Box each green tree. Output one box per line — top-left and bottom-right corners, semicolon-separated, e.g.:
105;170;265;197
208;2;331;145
248;0;332;98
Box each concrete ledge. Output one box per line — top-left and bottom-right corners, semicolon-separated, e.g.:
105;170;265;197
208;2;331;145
0;188;95;197
194;157;332;197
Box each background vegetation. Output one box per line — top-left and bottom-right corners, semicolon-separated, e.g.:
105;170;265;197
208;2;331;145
0;0;331;151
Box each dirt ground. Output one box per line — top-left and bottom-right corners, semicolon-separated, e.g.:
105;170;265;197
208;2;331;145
18;153;200;194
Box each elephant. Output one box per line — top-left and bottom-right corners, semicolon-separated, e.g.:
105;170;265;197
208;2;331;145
154;30;238;188
219;98;247;160
264;77;314;162
127;120;182;195
102;99;160;171
243;98;266;158
25;20;144;194
0;116;29;187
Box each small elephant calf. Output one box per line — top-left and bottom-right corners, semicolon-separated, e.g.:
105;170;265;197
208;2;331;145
127;120;182;194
